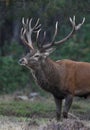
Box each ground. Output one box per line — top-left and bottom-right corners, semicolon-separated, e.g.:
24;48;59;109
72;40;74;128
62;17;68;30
0;95;90;130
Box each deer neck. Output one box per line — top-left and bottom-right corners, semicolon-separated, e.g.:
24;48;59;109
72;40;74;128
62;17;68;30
29;57;59;91
31;65;51;92
40;57;60;85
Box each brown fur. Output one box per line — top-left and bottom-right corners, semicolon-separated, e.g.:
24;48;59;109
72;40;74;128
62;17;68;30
56;59;90;96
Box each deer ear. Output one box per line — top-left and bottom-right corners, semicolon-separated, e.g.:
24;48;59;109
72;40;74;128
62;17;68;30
43;48;56;56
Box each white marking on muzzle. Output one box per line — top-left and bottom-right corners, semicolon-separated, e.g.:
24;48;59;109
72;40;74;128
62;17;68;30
19;58;28;65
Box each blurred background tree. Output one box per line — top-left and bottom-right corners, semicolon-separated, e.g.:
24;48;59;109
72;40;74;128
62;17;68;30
0;0;90;94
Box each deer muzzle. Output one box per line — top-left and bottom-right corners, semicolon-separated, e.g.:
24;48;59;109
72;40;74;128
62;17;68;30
18;58;28;65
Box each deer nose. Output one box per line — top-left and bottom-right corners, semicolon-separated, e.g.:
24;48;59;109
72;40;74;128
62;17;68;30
18;58;28;65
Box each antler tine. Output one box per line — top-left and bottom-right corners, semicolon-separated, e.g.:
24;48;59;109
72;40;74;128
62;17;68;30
36;29;47;49
33;19;41;32
36;30;48;50
41;31;47;47
21;27;28;44
36;29;42;48
22;17;25;26
54;16;85;45
40;21;58;50
75;17;85;30
36;29;41;40
33;18;40;29
26;18;34;49
51;21;58;44
28;18;41;31
21;17;34;49
28;18;32;31
21;18;30;45
34;24;41;31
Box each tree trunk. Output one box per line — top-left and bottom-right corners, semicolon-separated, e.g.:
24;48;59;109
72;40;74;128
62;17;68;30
11;19;20;43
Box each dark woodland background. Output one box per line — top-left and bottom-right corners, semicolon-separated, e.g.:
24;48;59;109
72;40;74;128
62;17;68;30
0;0;90;94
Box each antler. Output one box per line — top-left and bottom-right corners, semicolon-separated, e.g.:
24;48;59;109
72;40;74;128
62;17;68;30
21;18;41;50
39;16;85;50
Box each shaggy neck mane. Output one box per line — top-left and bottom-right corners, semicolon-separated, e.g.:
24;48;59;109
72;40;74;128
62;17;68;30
30;57;60;92
40;58;60;85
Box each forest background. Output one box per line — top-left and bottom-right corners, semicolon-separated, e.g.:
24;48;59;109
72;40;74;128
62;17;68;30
0;0;90;94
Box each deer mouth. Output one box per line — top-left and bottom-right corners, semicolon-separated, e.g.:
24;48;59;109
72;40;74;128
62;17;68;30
18;58;28;66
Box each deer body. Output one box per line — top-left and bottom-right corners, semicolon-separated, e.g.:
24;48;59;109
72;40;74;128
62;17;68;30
30;58;90;98
19;16;88;120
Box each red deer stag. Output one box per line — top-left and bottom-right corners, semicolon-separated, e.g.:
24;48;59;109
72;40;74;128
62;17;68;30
19;16;89;120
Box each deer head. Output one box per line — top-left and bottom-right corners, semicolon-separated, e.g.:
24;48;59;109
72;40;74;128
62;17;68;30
19;16;85;70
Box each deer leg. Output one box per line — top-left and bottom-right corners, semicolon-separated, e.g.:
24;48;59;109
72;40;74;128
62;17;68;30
54;97;62;121
63;94;73;118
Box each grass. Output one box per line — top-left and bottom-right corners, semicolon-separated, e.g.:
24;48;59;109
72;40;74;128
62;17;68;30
0;96;90;119
0;97;90;130
70;98;90;119
0;99;55;117
72;99;90;112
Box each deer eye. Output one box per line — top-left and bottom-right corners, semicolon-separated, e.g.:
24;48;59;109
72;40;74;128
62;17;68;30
34;55;39;58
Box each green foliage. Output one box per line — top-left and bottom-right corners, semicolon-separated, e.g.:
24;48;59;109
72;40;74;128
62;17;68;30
0;43;30;93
